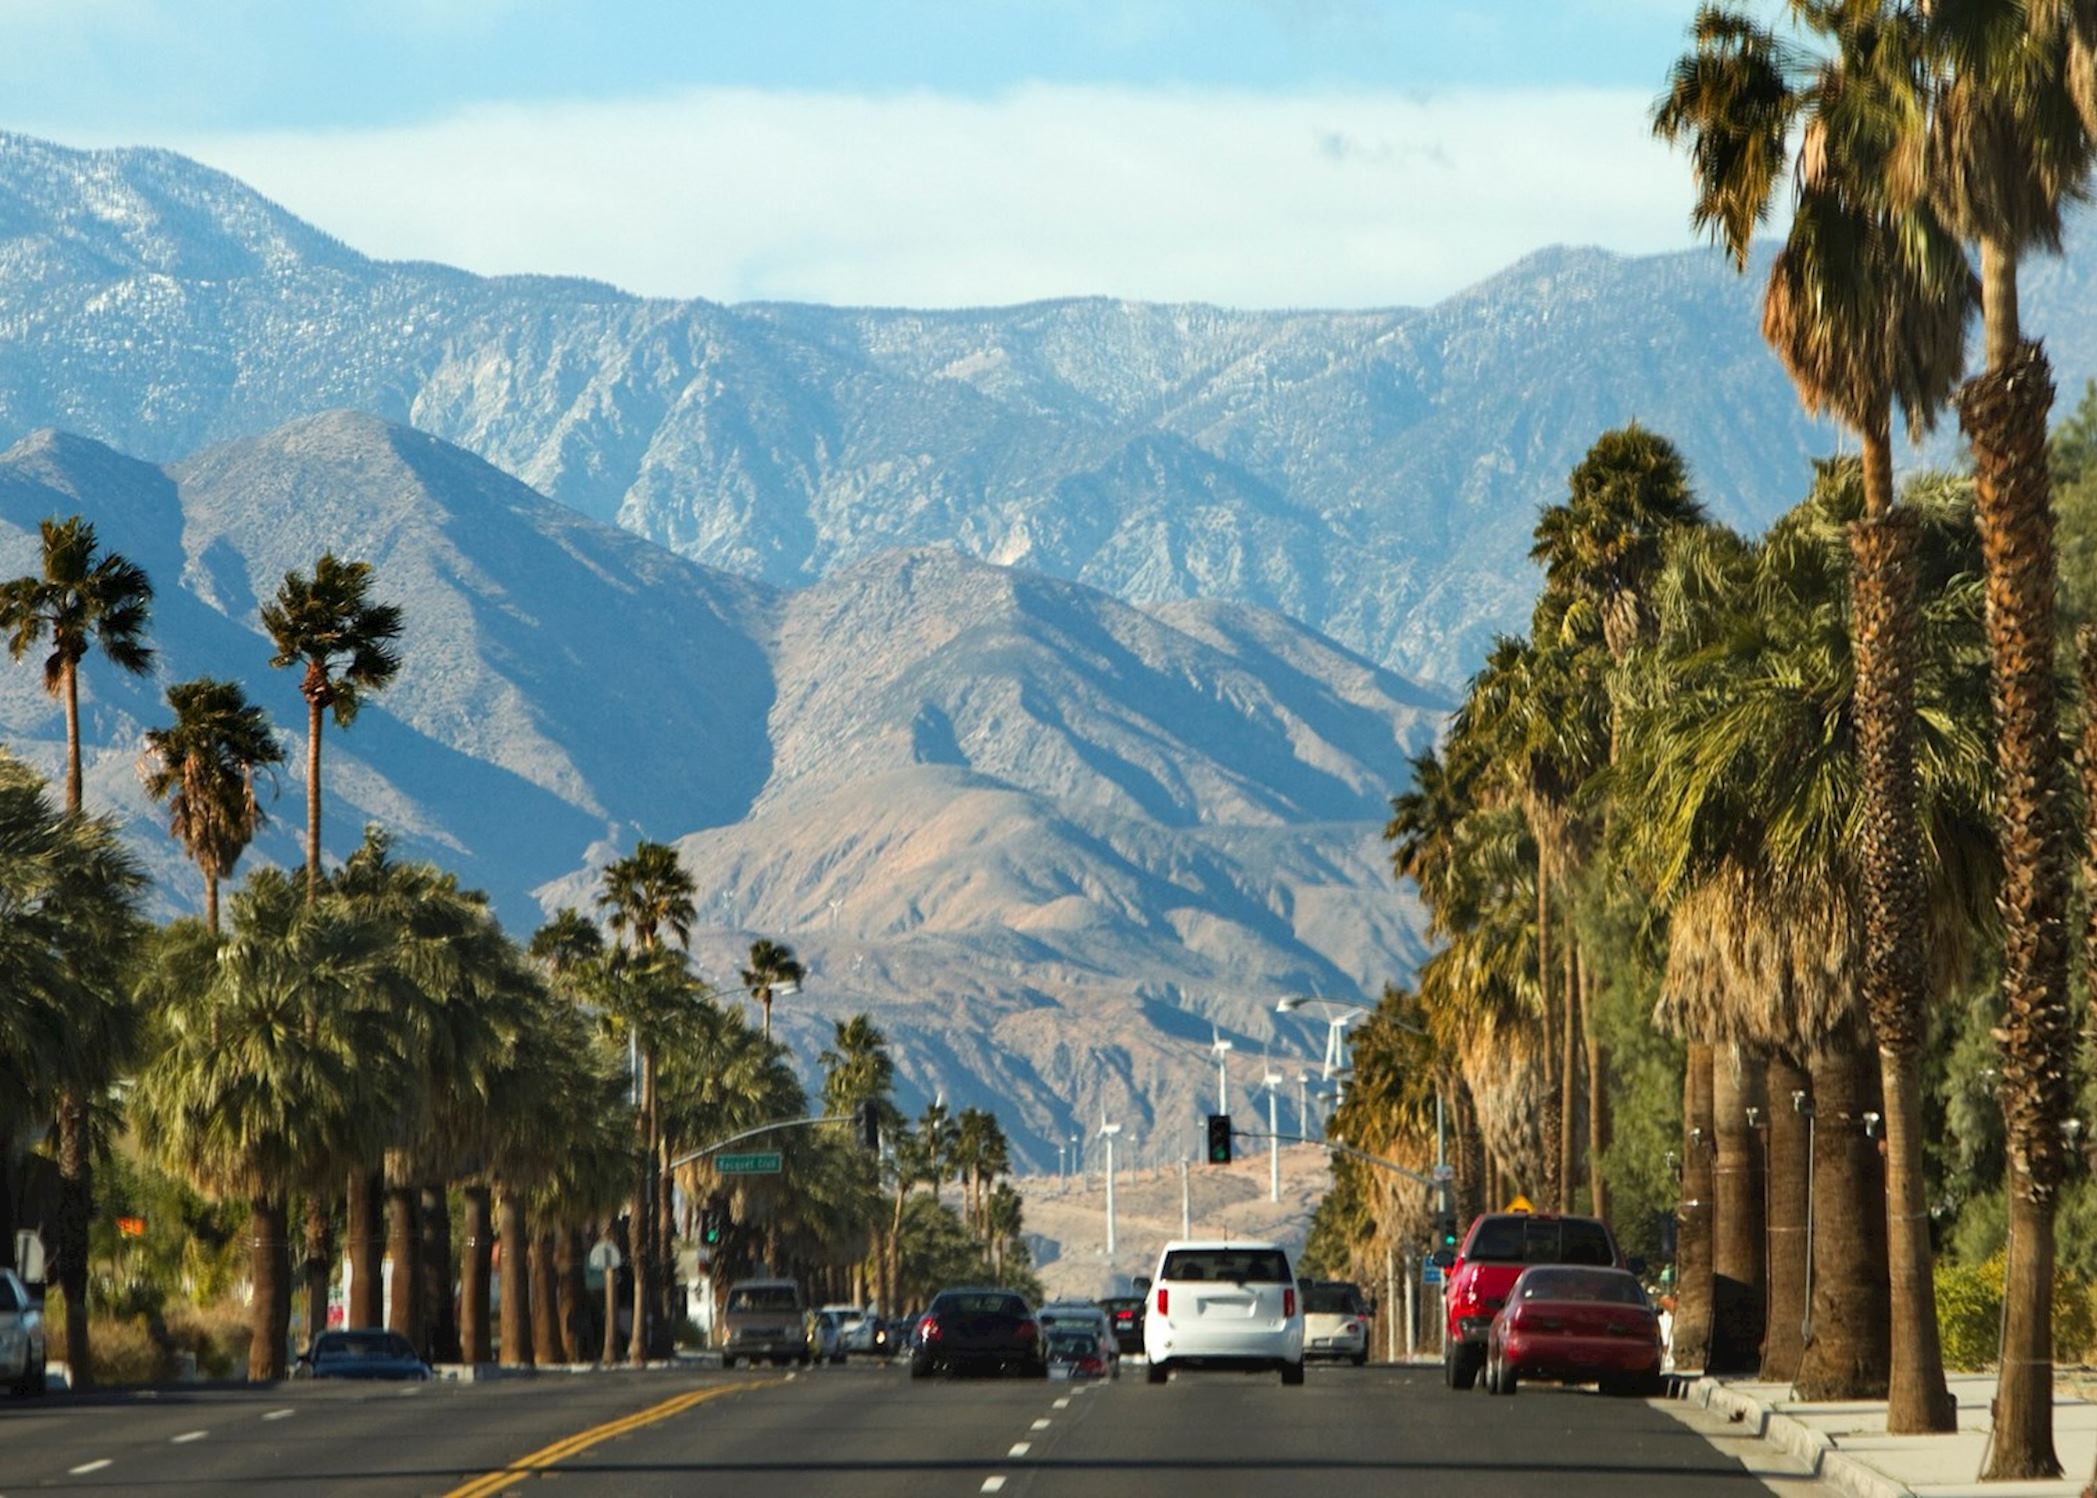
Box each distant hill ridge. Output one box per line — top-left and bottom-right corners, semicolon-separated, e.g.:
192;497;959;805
17;129;2093;684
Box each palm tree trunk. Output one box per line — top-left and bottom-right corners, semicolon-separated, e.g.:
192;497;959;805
461;1185;492;1363
304;696;323;902
1536;858;1563;1212
532;1230;562;1364
248;1195;289;1381
558;1227;587;1362
1710;1049;1766;1375
386;1180;420;1353
1849;462;1959;1435
628;1053;656;1366
300;1196;333;1352
763;993;772;1039
1672;1041;1715;1374
1560;938;1580;1215
499;1190;532;1367
419;1185;457;1364
62;657;82;815
1794;1040;1891;1401
53;1093;93;1391
346;1169;383;1328
204;873;221;935
1581;956;1609;1220
1762;1055;1811;1383
655;1133;675;1357
1964;324;2073;1471
1455;1081;1486;1227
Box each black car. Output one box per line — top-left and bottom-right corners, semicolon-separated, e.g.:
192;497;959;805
1099;1295;1145;1357
296;1329;432;1381
909;1288;1043;1379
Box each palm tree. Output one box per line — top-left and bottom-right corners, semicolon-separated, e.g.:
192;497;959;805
135;869;398;1380
1925;4;2097;1474
530;908;604;979
739;938;805;1041
260;554;403;903
597;842;697;1362
138;678;284;933
0;514;152;1387
1656;5;1974;1432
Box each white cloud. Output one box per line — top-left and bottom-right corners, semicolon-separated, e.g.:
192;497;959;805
168;83;1702;310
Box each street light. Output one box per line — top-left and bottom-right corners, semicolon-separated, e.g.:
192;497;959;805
1100;1120;1124;1258
1211;1032;1235;1114
1297;1070;1315;1140
1275;997;1373;1080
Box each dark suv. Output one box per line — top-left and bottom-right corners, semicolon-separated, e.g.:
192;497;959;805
1441;1212;1621;1390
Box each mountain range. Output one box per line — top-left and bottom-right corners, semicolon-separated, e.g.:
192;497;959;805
0;410;1440;1165
15;130;2097;687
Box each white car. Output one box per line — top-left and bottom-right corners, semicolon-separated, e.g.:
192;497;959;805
1142;1239;1305;1385
1301;1280;1371;1365
0;1269;48;1396
819;1303;869;1355
1038;1301;1119;1372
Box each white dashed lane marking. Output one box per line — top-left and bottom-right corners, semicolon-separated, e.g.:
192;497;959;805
262;1408;295;1421
1030;1418;1051;1430
1008;1441;1032;1457
171;1430;208;1443
981;1480;1007;1493
69;1460;112;1475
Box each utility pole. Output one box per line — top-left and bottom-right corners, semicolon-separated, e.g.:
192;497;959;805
1101;1121;1122;1260
1388;1247;1400;1363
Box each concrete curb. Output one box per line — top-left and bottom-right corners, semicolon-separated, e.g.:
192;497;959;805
1683;1376;1914;1498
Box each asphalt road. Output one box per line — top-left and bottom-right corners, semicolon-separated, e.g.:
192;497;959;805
0;1361;1837;1497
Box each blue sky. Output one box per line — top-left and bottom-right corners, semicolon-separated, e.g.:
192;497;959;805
4;0;1720;307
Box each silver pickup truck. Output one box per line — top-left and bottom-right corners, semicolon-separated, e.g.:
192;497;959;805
721;1278;810;1368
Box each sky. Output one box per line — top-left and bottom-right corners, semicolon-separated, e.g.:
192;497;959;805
1;0;1725;309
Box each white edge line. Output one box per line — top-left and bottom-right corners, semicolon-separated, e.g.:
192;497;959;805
68;1459;113;1474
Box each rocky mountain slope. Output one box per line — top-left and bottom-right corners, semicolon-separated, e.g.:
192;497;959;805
12;130;2085;684
0;412;1440;1164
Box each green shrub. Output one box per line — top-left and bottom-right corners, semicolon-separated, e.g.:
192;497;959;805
1936;1254;2097;1370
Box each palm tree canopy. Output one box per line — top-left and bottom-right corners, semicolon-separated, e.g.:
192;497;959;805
259;553;403;726
0;515;153;693
597;841;696;951
740;938;805;1000
529;908;604;976
138;677;284;884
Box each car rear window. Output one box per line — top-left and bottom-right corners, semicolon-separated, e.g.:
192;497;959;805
935;1292;1029;1316
1465;1216;1615;1267
1047;1331;1099;1355
1160;1248;1292;1283
1303;1284;1364;1315
728;1285;802;1313
1517;1269;1647;1305
317;1331;416;1359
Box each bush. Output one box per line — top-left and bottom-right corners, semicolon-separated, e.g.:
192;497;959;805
1937;1254;2097;1371
47;1298;255;1385
163;1301;252;1379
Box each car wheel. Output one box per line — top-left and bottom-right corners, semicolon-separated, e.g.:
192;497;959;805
1350;1350;1368;1368
1499;1360;1518;1397
1146;1359;1168;1385
13;1350;45;1397
1444;1341;1480;1391
797;1352;811;1367
721;1354;736;1369
1280;1360;1305;1386
908;1357;933;1381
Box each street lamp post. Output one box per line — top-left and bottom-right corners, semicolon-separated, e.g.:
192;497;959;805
1212;1033;1234;1115
1180;1155;1192;1238
1297;1070;1313;1140
1100;1121;1123;1259
1264;1068;1283;1203
1275;997;1374;1081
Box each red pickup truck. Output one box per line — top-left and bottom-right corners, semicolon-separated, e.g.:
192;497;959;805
1441;1211;1623;1389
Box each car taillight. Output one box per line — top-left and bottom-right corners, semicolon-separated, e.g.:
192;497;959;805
1016;1319;1038;1343
1156;1288;1169;1315
1283;1289;1296;1318
1078;1358;1103;1374
921;1316;941;1342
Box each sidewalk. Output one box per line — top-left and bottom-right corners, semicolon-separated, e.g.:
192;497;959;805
1685;1372;2097;1498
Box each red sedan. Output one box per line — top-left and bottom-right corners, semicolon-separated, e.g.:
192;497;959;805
1483;1266;1663;1397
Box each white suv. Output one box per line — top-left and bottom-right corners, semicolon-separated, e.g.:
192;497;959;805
1142;1239;1305;1385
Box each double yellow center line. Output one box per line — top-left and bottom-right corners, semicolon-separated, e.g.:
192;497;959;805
444;1376;781;1498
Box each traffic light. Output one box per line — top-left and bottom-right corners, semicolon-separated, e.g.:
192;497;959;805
700;1201;726;1249
1434;1208;1460;1253
1206;1113;1233;1165
854;1099;880;1153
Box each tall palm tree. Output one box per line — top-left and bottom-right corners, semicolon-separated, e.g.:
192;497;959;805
138;678;284;933
0;514;152;1387
739;938;805;1041
597;841;697;1362
135;869;397;1380
1925;4;2097;1474
260;554;403;903
1656;3;1974;1432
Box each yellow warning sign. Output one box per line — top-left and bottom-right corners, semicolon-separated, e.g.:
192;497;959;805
1503;1195;1535;1214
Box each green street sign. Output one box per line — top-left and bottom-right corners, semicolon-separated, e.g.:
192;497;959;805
716;1152;783;1175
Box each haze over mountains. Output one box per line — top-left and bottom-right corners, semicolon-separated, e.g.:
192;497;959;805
15;130;2097;687
0;411;1439;1163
